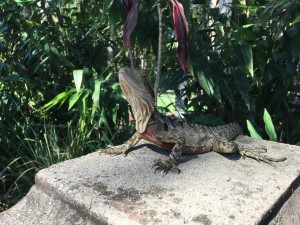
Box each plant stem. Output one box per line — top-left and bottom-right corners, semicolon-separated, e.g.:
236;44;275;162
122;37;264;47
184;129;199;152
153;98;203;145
129;47;135;68
154;0;163;105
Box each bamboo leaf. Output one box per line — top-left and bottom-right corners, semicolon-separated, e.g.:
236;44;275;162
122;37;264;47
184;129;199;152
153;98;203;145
73;70;83;93
68;91;83;110
42;89;76;110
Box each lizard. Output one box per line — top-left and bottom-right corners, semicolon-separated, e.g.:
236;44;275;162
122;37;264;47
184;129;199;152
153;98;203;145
100;67;287;174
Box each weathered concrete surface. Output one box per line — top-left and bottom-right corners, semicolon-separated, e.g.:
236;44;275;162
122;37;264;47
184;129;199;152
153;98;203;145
1;136;300;225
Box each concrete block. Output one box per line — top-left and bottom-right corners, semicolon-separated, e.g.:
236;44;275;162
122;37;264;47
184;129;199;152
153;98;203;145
1;136;300;225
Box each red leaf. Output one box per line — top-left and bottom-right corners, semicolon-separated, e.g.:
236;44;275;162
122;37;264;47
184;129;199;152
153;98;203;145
123;0;140;48
170;0;190;72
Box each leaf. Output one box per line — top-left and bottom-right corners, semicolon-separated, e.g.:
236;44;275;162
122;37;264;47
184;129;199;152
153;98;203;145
246;120;262;139
68;91;83;110
217;80;235;107
232;22;256;41
195;70;220;100
170;0;190;72
42;89;76;111
123;0;140;48
73;70;83;93
81;90;90;115
44;43;74;68
235;66;250;108
112;109;118;125
263;108;278;141
1;75;28;82
92;79;101;110
92;72;113;113
13;0;35;5
240;44;253;77
291;15;300;25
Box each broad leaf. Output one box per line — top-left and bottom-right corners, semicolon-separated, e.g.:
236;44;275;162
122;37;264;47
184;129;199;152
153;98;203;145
263;108;278;141
246;120;262;139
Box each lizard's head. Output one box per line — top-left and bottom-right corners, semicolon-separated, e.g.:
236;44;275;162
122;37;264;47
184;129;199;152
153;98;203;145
119;68;155;133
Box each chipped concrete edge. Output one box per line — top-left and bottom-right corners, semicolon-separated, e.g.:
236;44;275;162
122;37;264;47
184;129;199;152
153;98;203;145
263;175;300;224
33;165;109;225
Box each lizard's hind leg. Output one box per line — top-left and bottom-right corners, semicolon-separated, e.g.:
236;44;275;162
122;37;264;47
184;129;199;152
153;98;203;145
238;146;287;166
212;138;287;166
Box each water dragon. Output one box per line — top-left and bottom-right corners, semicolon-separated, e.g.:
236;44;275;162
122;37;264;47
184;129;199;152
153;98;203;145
100;68;286;174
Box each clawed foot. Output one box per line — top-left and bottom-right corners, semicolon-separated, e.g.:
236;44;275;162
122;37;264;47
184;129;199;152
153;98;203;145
239;148;287;166
100;144;128;155
152;159;181;174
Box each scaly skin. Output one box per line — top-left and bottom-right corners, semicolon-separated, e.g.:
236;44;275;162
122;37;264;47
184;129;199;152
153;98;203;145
101;68;287;174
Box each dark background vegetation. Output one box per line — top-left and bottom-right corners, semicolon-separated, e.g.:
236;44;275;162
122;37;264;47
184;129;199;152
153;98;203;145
1;0;299;211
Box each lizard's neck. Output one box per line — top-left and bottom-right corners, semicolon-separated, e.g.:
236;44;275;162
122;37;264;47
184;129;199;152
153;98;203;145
128;90;155;133
119;68;155;133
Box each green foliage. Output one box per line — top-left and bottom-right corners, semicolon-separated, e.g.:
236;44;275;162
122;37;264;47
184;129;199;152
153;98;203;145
0;0;130;210
0;119;99;211
247;108;278;141
172;0;300;144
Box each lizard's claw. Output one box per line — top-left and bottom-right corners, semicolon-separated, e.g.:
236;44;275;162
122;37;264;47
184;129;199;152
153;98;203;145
152;159;181;174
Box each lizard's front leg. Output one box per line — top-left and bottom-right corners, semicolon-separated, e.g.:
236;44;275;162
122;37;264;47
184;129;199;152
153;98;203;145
212;137;287;165
100;132;141;155
152;136;185;174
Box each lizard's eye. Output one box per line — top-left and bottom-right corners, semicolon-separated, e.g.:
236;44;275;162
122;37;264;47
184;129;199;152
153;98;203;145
141;72;147;80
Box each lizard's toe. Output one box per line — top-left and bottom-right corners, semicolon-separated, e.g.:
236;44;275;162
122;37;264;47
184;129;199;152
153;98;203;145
152;159;181;174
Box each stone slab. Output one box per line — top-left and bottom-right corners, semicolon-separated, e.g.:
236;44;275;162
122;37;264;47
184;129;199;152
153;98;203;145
1;136;300;225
